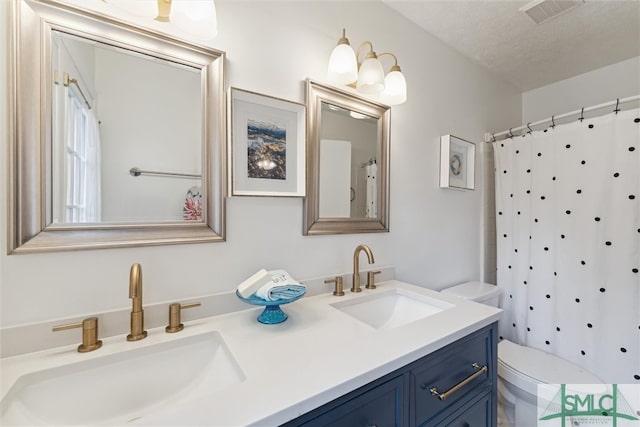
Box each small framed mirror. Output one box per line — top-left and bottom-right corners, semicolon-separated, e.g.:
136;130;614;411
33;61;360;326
8;0;226;253
303;79;390;235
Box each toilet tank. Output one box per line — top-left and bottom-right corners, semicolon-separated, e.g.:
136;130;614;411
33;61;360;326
440;281;501;307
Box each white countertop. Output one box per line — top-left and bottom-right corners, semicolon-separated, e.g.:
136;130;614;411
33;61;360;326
0;280;501;426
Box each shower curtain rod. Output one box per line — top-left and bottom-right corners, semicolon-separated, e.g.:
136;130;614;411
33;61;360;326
487;94;640;142
63;72;92;110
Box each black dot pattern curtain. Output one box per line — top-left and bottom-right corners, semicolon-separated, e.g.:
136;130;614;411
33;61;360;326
494;108;640;384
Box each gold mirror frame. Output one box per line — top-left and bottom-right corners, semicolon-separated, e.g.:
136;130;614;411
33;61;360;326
303;79;390;235
8;0;226;253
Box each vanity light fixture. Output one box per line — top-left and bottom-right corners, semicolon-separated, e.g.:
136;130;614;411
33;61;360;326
107;0;218;40
327;29;407;105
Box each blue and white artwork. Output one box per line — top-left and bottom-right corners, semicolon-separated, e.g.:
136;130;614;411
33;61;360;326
247;119;286;180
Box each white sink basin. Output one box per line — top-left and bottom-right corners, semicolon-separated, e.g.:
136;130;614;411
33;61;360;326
331;288;454;330
0;331;245;426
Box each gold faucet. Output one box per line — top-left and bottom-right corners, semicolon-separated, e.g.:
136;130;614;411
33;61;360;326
127;263;147;341
352;244;375;292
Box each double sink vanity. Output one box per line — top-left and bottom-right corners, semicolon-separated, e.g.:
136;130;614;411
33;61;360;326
1;280;501;426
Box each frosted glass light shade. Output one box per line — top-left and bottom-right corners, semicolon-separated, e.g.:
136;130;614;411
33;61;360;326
381;70;407;105
327;44;358;85
172;0;217;39
106;0;217;40
356;57;385;95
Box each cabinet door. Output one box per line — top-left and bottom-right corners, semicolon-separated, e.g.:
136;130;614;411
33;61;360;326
432;391;492;427
293;375;405;427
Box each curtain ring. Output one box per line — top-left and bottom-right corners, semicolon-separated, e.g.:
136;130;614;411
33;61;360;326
614;98;620;114
507;128;514;139
551;115;556;129
526;122;533;134
579;107;585;122
491;133;496;143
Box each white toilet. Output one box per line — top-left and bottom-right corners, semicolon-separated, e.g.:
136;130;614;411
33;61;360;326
441;281;603;427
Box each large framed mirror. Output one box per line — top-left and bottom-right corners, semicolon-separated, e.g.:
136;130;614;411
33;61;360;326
303;80;390;235
8;0;226;253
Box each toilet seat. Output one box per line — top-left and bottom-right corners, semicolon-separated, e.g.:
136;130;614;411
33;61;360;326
498;339;603;396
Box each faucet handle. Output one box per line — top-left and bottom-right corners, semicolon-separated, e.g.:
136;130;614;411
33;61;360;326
324;277;345;296
53;317;102;353
365;271;382;289
165;302;201;333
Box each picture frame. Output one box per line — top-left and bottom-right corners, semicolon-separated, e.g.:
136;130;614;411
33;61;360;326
439;134;475;190
229;87;306;197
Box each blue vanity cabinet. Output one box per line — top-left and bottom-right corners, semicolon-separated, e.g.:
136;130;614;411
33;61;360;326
283;323;497;427
285;374;407;427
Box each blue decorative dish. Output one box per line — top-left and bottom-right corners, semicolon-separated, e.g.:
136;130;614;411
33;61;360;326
236;289;306;324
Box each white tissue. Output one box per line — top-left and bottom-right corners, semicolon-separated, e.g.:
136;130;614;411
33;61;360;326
237;269;271;298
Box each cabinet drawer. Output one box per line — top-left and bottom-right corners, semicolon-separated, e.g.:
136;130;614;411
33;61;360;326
290;375;405;427
411;327;493;425
432;391;492;427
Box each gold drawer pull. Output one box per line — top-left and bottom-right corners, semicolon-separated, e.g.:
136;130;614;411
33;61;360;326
429;362;487;401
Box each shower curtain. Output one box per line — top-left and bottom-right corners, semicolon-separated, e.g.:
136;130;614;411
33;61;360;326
493;108;639;384
366;161;377;218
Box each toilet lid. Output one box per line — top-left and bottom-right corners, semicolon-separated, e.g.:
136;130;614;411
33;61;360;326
498;339;603;396
441;281;501;302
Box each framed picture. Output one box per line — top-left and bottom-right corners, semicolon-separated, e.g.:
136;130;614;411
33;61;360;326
229;88;306;197
439;134;475;190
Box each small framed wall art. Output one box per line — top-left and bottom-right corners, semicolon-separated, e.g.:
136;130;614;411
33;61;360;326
229;87;306;197
439;134;475;190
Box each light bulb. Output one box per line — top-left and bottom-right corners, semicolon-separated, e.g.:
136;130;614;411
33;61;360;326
381;69;407;105
172;0;218;39
356;57;384;95
328;44;358;85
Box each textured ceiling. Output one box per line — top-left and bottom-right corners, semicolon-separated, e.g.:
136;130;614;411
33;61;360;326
383;0;640;91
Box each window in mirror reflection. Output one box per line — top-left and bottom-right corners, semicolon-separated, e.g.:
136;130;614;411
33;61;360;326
319;102;377;219
51;30;203;225
64;88;100;222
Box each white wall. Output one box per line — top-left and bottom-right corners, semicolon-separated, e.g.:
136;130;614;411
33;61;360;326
522;56;640;123
0;1;521;327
